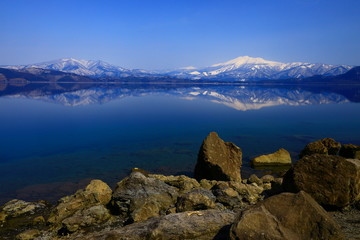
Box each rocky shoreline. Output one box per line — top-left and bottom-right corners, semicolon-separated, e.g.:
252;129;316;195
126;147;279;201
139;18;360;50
1;132;360;240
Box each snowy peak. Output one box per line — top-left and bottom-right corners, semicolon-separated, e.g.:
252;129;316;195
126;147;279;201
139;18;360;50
212;56;282;67
172;56;353;81
6;58;134;77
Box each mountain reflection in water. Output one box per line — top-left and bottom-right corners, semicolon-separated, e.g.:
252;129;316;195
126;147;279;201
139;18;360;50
0;82;359;204
0;82;359;110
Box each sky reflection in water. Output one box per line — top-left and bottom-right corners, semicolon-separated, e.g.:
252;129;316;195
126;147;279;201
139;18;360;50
0;84;359;203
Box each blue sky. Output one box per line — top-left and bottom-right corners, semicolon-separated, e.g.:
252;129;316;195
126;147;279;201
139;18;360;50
1;0;359;69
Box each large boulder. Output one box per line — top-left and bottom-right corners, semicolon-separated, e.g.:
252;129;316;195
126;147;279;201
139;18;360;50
110;172;179;222
299;138;341;158
194;132;242;181
77;209;236;240
283;154;360;208
339;144;360;159
47;179;112;226
251;148;291;167
230;191;344;240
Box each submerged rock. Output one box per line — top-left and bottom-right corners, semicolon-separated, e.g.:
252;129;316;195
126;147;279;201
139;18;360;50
230;191;344;240
299;138;341;158
339;144;360;159
194;132;242;181
111;172;179;223
251;148;291;166
283;154;360;208
77;209;236;240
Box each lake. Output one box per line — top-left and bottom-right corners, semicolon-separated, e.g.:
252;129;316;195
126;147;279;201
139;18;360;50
0;83;360;204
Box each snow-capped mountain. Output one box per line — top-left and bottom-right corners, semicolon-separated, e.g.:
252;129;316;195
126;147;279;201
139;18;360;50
166;56;352;81
4;56;353;81
4;58;149;78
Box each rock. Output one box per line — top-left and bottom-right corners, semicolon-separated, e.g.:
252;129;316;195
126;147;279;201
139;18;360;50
48;179;112;225
32;216;45;224
260;174;275;183
339;144;360;159
299;138;341;158
111;172;179;222
211;181;263;210
149;174;200;193
62;205;111;232
229;181;264;205
0;211;7;222
251;148;291;167
131;167;149;176
78;209;236;240
248;174;262;185
0;200;47;223
199;179;217;190
194;132;242;181
283;154;360;208
16;229;41;240
230;191;344;240
176;188;216;212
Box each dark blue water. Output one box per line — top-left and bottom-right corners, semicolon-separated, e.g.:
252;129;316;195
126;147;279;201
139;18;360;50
0;83;360;203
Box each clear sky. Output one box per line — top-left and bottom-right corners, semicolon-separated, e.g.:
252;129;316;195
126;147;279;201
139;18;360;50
1;0;359;69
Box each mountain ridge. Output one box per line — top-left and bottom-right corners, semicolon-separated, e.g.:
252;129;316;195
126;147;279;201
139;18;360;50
3;56;354;81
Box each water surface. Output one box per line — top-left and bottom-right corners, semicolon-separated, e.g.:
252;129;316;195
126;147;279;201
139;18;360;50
0;83;360;204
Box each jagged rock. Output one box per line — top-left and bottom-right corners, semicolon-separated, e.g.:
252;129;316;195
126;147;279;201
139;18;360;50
149;174;200;193
283;154;360;208
230;191;344;240
194;132;242;181
0;199;47;222
48;179;112;225
248;174;262;185
61;205;111;232
299;138;341;158
251;148;291;166
111;172;179;222
339;144;360;159
77;210;236;240
176;188;216;212
16;229;41;240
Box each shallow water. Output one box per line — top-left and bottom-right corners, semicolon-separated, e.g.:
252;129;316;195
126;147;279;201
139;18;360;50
0;83;360;204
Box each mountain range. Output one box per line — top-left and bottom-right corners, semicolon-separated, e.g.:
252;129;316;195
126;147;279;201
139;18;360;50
2;56;353;81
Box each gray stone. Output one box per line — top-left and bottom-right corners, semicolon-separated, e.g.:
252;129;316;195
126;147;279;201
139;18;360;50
176;188;216;212
78;209;236;240
111;172;179;222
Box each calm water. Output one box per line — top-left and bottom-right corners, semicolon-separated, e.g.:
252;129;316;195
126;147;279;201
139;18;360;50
0;83;360;204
